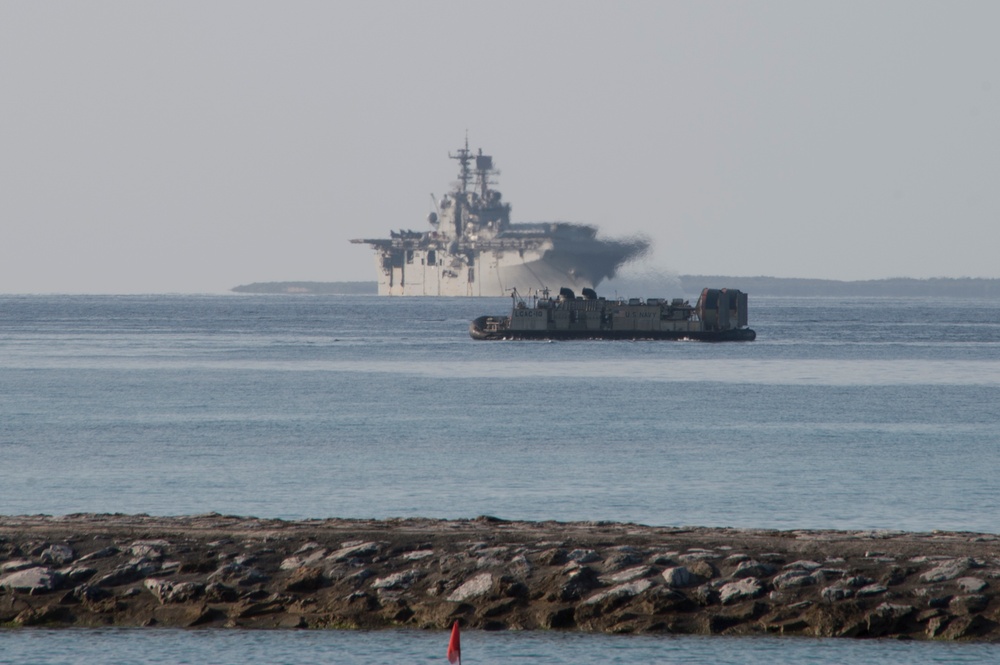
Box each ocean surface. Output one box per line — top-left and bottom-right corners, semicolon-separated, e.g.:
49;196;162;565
2;293;999;662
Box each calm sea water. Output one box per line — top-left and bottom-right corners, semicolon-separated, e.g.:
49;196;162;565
0;628;997;665
2;293;999;662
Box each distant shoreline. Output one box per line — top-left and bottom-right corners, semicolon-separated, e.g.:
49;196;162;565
232;276;1000;298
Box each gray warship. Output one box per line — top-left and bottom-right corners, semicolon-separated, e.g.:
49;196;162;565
469;287;756;341
350;141;649;296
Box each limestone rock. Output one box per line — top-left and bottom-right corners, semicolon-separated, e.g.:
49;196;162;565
1;559;36;574
371;569;421;591
733;560;777;579
77;546;119;562
957;577;988;593
606;565;653;583
567;549;600;564
856;584;888;597
328;541;380;563
144;578;204;604
447;573;494;602
61;566;98;586
96;561;160;587
662;566;700;589
128;540;170;560
603;547;643;571
719;578;763;605
583;579;653;609
773;570;817;589
0;566;64;593
783;560;822;572
40;545;75;565
821;585;854;602
920;558;973;583
208;563;269;587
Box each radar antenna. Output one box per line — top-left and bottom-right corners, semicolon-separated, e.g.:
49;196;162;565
449;136;473;194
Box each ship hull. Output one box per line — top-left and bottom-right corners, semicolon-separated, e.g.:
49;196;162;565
371;241;631;297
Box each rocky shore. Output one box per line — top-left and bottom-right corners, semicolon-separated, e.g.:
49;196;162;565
2;514;998;641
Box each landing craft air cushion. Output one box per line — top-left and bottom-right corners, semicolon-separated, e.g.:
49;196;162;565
470;287;756;341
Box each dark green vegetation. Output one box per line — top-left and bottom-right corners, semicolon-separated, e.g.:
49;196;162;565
231;277;1000;298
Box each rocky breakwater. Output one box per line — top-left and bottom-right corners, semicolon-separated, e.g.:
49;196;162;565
1;514;999;641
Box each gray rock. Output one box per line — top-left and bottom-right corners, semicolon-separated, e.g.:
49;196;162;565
649;552;677;566
208;563;268;586
567;549;601;564
662;566;700;589
371;569;422;591
957;577;988;593
783;560;823;571
606;565;653;583
719;577;763;605
920;558;973;583
77;546;119;562
679;550;718;563
294;541;322;554
447;573;494;602
733;560;777;579
72;584;112;602
583;579;652;605
604;547;643;571
328;541;379;563
280;547;328;570
144;578;204;604
844;575;875;588
1;559;36;574
857;584;889;597
61;566;98;586
95;561;160;587
692;583;719;606
128;540;169;560
772;570;817;589
0;566;64;593
402;550;435;561
821;585;855;602
40;545;76;566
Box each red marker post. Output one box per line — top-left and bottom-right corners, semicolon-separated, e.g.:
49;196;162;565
447;620;461;665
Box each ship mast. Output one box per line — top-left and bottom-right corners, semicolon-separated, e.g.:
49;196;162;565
448;138;473;238
449;137;473;196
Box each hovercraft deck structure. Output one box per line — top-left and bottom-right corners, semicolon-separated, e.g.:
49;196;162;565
351;140;649;296
470;287;756;341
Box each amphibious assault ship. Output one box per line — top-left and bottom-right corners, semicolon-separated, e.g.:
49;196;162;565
350;141;649;296
470;287;756;341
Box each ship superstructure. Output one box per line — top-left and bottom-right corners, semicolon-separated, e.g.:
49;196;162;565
350;141;649;296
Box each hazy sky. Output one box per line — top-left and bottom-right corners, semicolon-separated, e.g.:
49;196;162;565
2;1;997;293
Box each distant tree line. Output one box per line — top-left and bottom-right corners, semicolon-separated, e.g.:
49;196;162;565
231;277;1000;298
231;281;377;295
678;276;1000;299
